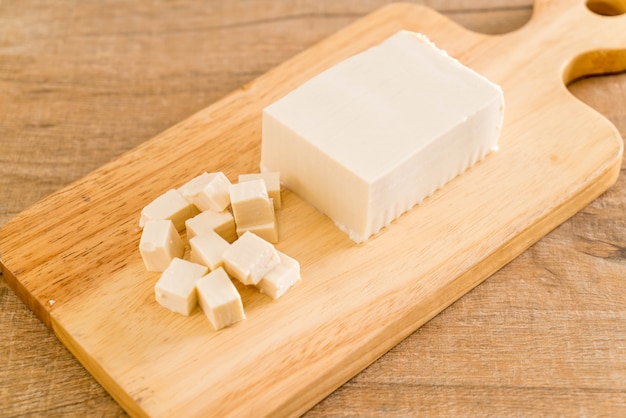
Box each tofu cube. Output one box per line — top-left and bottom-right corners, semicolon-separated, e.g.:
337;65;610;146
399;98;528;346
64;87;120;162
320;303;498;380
236;220;278;244
154;258;208;316
230;179;275;228
139;219;184;272
189;231;231;271
185;209;237;243
257;251;301;299
222;231;279;286
196;267;246;330
178;171;232;212
140;189;199;232
238;172;282;209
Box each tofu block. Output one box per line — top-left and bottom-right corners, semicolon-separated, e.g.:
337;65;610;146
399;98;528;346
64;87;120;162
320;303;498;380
178;171;232;212
185;209;237;243
238;172;282;209
139;219;184;272
196;267;245;330
261;30;504;243
154;258;208;316
230;179;275;228
257;251;301;299
140;189;199;232
189;231;231;271
236;220;278;244
222;231;279;286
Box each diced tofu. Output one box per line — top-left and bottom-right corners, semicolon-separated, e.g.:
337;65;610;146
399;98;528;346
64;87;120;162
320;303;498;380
257;251;300;299
196;267;245;330
178;171;232;212
229;179;275;228
139;219;184;272
238;172;282;209
140;189;199;231
222;231;279;286
236;220;278;244
185;209;237;243
189;231;230;271
154;258;208;316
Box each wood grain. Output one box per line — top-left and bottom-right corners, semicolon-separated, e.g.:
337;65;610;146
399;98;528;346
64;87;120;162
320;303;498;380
1;0;625;416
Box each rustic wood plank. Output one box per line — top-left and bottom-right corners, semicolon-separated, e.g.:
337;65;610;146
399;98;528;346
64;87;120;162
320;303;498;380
2;0;625;416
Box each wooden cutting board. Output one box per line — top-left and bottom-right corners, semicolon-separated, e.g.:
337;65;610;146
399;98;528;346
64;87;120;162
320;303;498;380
1;0;624;416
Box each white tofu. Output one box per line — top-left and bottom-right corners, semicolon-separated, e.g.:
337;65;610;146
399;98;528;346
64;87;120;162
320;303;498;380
238;172;282;209
140;189;199;232
222;231;279;286
185;209;237;243
236;220;278;244
261;30;504;243
257;251;300;299
178;171;232;212
189;231;231;271
139;219;184;272
229;179;275;228
196;267;245;330
154;258;208;316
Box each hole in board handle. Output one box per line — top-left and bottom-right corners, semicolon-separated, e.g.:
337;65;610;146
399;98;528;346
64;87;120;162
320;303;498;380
587;0;626;16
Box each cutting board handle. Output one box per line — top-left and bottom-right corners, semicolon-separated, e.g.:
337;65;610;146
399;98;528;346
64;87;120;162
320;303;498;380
527;0;626;83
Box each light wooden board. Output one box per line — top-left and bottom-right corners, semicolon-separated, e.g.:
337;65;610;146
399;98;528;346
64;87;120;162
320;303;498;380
0;0;624;416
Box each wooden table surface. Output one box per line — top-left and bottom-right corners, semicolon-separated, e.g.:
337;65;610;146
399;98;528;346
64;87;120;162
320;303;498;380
1;1;625;416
